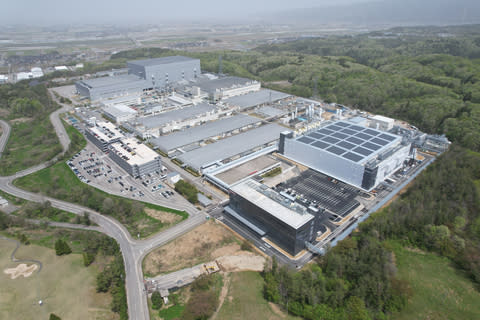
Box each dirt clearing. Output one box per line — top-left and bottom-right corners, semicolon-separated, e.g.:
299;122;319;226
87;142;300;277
4;263;38;279
144;220;257;276
217;254;265;272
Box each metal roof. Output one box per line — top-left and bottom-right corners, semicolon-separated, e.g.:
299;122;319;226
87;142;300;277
196;76;257;93
224;89;291;110
296;120;401;164
103;104;137;118
257;106;286;117
127;56;198;67
177;124;285;171
231;179;315;230
78;74;149;89
151;114;260;152
136;103;216;129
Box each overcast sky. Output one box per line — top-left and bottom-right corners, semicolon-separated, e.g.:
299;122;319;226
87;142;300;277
2;0;369;25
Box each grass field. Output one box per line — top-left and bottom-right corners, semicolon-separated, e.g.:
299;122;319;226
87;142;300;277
14;162;187;238
388;241;480;320
0;239;117;320
215;272;300;320
0;117;61;176
61;119;87;159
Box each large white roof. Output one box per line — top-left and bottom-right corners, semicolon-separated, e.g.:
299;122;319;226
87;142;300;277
109;138;159;166
231;180;314;229
372;115;394;123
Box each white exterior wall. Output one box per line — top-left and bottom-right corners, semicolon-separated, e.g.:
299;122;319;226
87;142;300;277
219;82;261;99
370;118;394;131
374;144;411;186
284;139;365;188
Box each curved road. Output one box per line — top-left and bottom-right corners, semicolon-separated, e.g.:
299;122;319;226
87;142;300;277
0;119;10;158
0;99;207;320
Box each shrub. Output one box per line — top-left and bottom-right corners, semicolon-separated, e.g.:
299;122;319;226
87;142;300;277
151;291;163;310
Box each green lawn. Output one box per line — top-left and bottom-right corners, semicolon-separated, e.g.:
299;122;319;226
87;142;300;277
14;162;187;238
158;304;185;320
216;272;300;320
388;241;480;320
0;239;117;320
0;117;61;176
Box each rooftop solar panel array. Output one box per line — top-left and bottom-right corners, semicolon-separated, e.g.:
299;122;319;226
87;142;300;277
296;121;399;163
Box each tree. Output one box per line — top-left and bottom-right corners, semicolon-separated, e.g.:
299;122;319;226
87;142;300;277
55;239;72;256
49;314;61;320
151;291;163;310
345;296;371;320
83;251;95;267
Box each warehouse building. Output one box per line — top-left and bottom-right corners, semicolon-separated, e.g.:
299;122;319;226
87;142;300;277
150;114;261;156
85;121;124;152
176;123;286;173
223;89;291;111
196;76;260;101
280;120;411;191
108;138;162;178
75;74;152;101
127;56;201;89
125;103;220;138
102;104;138;124
226;179;319;256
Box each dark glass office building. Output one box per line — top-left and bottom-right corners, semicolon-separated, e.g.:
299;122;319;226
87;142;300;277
226;180;319;256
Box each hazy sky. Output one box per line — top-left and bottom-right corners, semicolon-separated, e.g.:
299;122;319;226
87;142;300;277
2;0;369;25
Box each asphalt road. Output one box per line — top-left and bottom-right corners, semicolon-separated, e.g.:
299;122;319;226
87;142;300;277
0;104;208;320
48;89;72;153
0;119;11;157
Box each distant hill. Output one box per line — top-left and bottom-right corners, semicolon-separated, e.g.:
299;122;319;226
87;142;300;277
272;0;480;27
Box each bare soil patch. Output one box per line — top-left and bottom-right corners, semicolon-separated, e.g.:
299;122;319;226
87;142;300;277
269;302;287;318
3;263;38;279
217;254;265;272
144;208;182;224
9;117;33;124
144;220;241;276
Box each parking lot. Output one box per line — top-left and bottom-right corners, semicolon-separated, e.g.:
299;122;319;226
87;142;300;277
66;143;180;202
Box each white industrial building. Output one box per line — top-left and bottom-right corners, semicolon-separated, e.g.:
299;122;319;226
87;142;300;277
196;76;261;101
369;115;395;131
108;138;162;178
125;103;226;138
0;75;8;84
280;120;411;191
31;67;44;78
54;66;69;71
15;67;44;82
102;104;138;124
85;121;124;152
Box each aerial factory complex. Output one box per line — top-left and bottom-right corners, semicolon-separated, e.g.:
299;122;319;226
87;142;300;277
66;55;448;265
